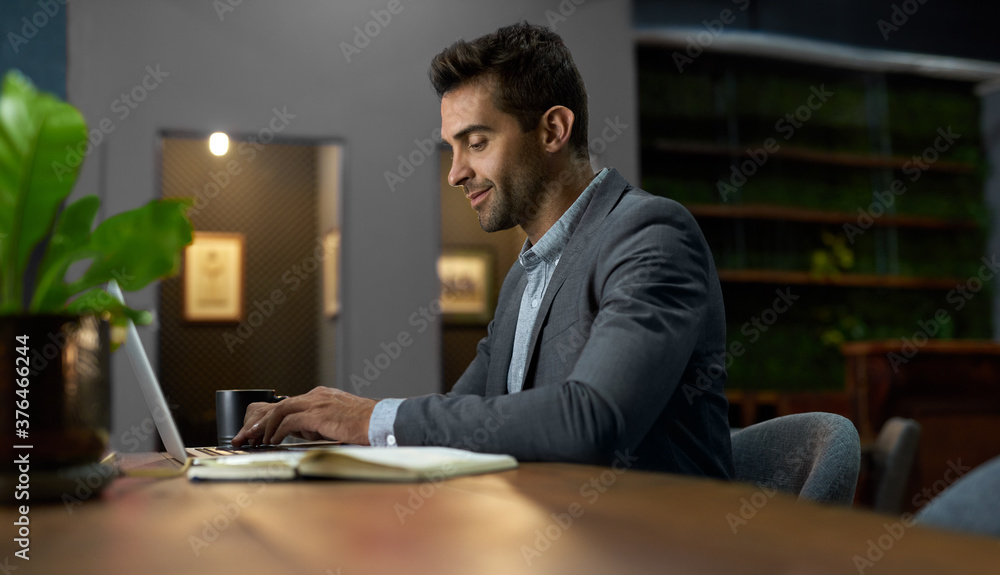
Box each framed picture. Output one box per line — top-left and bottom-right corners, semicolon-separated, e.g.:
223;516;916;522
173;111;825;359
438;247;494;324
183;232;245;323
323;229;341;318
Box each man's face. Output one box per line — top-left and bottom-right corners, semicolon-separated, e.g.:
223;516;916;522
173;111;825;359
441;80;545;233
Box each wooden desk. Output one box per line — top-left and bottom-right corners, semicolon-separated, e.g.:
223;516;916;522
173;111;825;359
4;453;999;574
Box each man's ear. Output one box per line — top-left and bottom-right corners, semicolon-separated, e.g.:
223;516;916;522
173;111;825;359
538;105;575;154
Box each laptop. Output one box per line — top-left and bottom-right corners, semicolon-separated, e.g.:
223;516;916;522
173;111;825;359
107;280;337;462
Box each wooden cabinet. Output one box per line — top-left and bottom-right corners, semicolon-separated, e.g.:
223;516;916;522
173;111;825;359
843;340;1000;511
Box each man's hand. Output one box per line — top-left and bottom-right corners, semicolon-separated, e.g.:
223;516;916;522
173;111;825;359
231;386;376;447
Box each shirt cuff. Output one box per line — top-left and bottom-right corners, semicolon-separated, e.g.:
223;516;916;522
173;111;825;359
368;398;404;447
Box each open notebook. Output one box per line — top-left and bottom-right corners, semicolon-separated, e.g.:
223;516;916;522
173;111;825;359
187;445;518;481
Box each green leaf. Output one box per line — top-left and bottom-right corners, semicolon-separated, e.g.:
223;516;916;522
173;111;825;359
0;70;193;333
66;287;152;324
33;198;193;311
65;287;154;351
30;194;100;310
0;70;87;312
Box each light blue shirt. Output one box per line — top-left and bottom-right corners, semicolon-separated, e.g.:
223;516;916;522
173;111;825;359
368;168;609;447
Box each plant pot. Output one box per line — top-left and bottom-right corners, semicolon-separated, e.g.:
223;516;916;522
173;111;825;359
1;314;110;471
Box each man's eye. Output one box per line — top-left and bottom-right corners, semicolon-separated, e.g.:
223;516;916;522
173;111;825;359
469;141;486;150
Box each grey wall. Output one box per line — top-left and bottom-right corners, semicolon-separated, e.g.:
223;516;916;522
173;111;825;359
316;144;343;401
984;88;1000;340
67;0;637;450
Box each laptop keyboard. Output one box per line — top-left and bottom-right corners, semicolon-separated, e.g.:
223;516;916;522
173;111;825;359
195;445;285;456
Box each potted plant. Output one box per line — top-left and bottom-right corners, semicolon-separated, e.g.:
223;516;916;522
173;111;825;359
0;69;193;480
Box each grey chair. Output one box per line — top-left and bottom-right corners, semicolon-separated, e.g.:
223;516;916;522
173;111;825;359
867;417;922;514
730;412;861;505
915;454;1000;538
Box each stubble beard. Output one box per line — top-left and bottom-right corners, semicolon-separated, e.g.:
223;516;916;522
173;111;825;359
476;139;547;233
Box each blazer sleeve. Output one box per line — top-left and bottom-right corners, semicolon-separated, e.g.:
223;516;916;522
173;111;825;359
393;200;712;466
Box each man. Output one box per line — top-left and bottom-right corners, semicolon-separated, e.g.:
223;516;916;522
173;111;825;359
234;22;733;478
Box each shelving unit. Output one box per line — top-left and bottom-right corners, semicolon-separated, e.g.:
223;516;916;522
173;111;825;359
686;204;976;231
716;269;963;290
650;139;976;174
636;31;997;421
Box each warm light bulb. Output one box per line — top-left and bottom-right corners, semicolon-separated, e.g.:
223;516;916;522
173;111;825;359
209;132;229;156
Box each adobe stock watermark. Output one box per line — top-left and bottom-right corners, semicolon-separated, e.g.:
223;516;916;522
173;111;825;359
385;127;442;193
672;0;750;73
0;555;20;573
51;64;170;181
843;127;960;244
551;254;658;365
877;0;930;41
24;267;136;377
6;0;66;54
387;115;629;193
51;268;168;513
587;116;629;159
393;403;513;524
683;287;799;404
852;458;971;573
392;465;453;524
348;276;479;394
212;0;246;21
222;230;331;353
367;162;632;392
520;450;639;566
716;85;834;201
188;467;284;556
340;0;413;64
885;254;998;373
725;435;821;533
60;404;177;512
187;106;297;217
544;0;588;30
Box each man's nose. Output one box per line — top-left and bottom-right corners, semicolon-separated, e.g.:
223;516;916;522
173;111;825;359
448;150;472;188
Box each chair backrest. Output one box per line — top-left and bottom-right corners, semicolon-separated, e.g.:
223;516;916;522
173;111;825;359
870;417;922;514
730;412;861;505
915;454;1000;538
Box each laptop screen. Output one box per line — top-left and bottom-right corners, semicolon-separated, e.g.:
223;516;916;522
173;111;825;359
107;280;189;462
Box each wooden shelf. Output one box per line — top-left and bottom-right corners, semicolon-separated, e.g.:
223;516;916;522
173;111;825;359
686;203;978;230
726;390;852;428
841;339;1000;356
650;139;975;174
717;269;961;290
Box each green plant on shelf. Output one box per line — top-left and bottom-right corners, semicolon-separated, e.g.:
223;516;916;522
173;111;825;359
820;314;868;348
812;302;873;352
810;230;854;278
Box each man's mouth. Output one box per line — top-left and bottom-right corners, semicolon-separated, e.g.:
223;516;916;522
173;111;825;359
468;186;492;208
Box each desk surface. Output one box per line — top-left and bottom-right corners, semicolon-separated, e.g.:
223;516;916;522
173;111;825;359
5;453;999;574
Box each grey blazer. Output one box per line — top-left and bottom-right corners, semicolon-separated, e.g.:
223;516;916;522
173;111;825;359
396;168;734;479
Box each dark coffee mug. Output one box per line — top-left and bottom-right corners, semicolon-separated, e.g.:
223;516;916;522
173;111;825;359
216;389;286;446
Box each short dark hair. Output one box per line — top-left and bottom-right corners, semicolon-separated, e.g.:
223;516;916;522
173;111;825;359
429;21;590;159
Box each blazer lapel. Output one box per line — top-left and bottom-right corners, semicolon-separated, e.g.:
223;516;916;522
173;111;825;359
520;169;631;388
